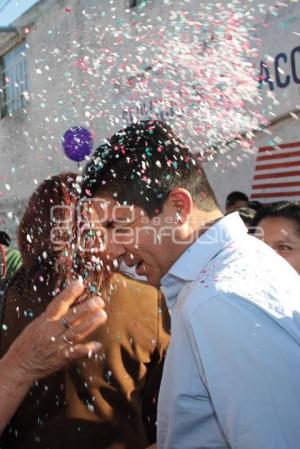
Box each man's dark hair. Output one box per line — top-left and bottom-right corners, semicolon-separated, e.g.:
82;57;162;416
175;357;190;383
248;200;263;212
251;201;300;236
83;120;218;217
226;191;249;208
237;207;256;228
0;231;10;247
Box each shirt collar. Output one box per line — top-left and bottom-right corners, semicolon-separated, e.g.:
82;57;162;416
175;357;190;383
160;213;247;305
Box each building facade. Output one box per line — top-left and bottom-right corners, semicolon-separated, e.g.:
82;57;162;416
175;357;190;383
0;0;300;238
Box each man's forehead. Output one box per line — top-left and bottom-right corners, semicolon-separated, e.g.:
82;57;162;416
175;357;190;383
91;196;137;221
94;197;133;210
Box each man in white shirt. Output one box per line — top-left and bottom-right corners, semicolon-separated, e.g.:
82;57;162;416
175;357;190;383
83;120;300;449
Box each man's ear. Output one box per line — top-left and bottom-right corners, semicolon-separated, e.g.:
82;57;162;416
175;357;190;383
167;188;193;224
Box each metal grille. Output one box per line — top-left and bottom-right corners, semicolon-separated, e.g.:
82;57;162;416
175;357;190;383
0;41;29;118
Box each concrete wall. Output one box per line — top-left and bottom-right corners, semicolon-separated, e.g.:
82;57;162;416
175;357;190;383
212;0;300;209
0;0;299;236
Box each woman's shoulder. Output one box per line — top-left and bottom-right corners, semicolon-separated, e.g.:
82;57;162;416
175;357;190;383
109;272;160;300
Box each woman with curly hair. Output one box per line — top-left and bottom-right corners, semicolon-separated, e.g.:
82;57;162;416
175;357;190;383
0;173;170;449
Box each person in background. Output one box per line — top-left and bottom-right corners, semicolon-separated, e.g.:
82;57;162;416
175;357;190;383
248;200;263;212
251;201;300;275
0;232;10;247
0;230;22;316
0;231;22;280
0;232;11;280
236;207;256;229
5;248;22;279
225;190;249;214
1;173;170;449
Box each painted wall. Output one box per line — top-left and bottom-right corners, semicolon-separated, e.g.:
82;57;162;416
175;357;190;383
0;0;299;237
209;0;300;209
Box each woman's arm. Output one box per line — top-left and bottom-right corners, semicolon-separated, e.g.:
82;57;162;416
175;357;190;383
0;350;33;433
0;279;107;434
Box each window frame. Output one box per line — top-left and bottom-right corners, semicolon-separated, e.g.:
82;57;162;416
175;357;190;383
129;0;138;7
0;40;29;119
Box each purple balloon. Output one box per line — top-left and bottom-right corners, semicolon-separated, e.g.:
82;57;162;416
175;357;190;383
62;126;93;162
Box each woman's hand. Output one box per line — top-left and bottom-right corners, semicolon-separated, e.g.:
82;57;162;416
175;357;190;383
4;279;107;384
0;279;107;434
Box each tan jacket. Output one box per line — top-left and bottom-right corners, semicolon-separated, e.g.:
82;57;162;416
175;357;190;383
0;271;170;449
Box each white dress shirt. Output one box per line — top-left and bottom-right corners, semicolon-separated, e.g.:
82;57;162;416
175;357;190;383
158;212;300;449
118;260;147;282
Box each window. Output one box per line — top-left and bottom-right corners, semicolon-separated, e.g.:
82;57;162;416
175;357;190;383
127;0;147;8
129;0;143;7
0;41;29;118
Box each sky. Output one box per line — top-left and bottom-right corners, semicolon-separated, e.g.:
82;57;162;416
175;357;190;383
0;0;40;26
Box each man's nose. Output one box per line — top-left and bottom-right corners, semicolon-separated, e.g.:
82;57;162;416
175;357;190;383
123;251;140;267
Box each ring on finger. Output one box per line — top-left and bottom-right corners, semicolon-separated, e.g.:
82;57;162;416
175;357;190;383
61;318;75;332
63;334;74;345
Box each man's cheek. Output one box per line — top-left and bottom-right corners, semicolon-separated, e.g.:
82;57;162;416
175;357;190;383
112;228;135;246
135;226;160;247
